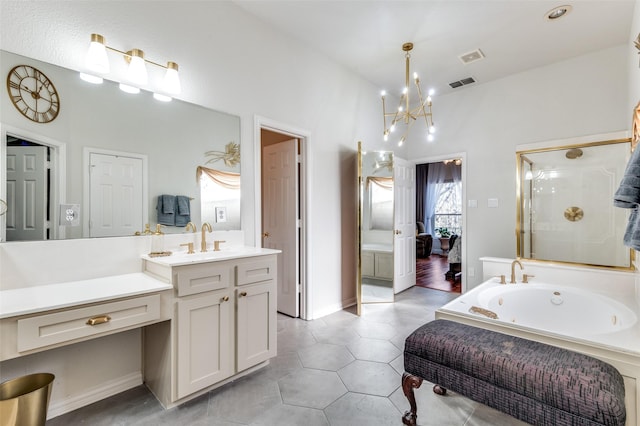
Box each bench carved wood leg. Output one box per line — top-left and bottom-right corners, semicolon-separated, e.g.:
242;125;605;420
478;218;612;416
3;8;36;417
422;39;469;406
402;372;423;426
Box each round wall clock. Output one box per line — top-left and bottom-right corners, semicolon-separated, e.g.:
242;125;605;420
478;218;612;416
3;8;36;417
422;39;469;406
6;64;60;123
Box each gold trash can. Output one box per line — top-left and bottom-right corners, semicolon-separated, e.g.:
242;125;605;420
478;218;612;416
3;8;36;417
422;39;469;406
0;373;54;426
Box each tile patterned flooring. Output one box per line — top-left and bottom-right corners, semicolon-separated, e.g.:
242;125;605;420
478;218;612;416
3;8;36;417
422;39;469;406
47;287;530;425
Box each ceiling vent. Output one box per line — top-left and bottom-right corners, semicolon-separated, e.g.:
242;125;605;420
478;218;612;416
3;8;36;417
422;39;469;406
449;77;476;89
458;49;485;65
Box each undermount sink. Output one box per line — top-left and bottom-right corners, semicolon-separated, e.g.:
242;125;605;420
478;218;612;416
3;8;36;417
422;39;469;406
142;246;277;266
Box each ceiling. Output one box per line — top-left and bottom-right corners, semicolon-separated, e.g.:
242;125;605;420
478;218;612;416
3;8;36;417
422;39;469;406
233;0;636;96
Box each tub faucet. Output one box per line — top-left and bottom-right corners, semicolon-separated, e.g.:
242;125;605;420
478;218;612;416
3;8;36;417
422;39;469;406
185;222;197;233
510;259;523;284
201;222;212;252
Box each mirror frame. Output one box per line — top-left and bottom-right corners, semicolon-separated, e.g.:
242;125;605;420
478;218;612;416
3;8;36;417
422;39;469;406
515;137;635;270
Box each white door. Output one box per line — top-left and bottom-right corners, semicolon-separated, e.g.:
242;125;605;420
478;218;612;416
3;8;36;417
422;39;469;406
262;139;299;317
6;145;48;241
89;153;143;237
394;156;416;293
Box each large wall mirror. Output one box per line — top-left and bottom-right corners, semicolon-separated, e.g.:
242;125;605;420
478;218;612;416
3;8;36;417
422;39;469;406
0;50;240;242
357;142;394;312
516;138;633;269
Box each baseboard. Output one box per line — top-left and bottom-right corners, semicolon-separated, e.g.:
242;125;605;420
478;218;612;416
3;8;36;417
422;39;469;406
47;372;142;420
311;297;357;319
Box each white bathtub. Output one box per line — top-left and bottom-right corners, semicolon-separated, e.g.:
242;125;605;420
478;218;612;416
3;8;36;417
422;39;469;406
436;258;640;425
474;283;637;336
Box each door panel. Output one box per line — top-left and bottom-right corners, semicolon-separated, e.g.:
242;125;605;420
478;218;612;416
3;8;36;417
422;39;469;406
89;153;143;237
394;157;416;293
262;139;299;317
6;146;48;241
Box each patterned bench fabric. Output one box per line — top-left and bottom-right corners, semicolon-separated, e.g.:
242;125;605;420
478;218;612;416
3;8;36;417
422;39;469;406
404;320;626;426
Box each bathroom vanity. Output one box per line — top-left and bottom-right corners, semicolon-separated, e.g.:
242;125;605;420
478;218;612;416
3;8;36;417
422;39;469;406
0;237;279;417
141;248;278;407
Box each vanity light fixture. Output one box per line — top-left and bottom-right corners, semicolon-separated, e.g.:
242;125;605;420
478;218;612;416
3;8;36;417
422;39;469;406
79;33;181;101
381;42;435;147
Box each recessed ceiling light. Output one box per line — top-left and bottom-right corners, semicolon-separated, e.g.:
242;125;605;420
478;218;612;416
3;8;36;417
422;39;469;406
545;5;572;21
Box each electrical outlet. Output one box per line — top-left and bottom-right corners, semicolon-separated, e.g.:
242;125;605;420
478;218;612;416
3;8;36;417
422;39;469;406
59;204;80;226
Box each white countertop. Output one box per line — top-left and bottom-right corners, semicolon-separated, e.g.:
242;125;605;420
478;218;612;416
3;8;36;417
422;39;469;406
142;247;281;266
0;273;173;319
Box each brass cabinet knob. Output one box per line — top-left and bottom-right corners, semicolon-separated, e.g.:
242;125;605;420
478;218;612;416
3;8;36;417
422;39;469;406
221;296;230;302
262;232;270;238
394;230;402;235
239;291;248;297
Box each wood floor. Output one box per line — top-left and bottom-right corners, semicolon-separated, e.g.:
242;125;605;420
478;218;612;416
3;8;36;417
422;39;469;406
416;254;461;293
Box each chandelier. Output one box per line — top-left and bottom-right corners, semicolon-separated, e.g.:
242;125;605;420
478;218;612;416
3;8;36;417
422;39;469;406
381;42;435;146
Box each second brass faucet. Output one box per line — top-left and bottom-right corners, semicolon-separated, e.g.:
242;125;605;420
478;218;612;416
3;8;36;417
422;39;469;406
510;259;523;283
201;222;212;252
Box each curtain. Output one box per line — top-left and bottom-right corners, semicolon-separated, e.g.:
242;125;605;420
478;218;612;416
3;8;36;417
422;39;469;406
196;166;241;189
424;162;448;235
366;176;393;190
416;163;428;227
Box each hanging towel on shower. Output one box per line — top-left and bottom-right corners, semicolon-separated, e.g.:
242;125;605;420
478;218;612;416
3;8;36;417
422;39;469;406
175;196;191;226
157;194;176;226
614;146;640;250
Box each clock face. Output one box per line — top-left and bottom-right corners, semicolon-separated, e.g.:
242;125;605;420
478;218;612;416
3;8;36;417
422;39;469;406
6;65;60;123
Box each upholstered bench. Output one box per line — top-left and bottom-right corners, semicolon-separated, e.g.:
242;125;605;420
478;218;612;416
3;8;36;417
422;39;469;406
402;320;626;426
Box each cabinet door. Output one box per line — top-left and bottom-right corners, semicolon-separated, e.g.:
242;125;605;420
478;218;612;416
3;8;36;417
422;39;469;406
361;251;374;277
375;252;393;280
236;281;277;371
176;292;233;398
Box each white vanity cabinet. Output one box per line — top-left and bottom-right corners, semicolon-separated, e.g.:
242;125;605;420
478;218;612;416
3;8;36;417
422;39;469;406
361;249;393;280
143;252;278;407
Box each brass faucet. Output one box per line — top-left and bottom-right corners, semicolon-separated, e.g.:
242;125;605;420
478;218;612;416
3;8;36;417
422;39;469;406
510;259;523;284
201;222;212;252
185;222;197;233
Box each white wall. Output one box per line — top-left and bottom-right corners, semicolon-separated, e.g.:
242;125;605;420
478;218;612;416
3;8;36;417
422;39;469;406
0;1;384;317
408;45;630;288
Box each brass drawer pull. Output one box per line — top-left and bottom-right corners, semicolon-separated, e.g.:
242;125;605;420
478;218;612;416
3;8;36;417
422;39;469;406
86;315;111;326
239;291;247;297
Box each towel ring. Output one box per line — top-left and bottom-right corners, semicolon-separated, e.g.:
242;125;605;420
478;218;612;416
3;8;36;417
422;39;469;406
0;199;6;216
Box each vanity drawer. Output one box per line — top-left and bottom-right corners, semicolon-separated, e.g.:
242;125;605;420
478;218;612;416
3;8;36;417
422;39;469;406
17;295;160;352
175;262;232;297
237;257;277;286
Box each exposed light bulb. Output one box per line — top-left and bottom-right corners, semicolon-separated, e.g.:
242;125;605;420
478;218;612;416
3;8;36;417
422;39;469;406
153;93;173;102
428;88;435;96
390;124;396;132
398;138;404;147
429;125;436;134
402;87;408;95
398;106;403;112
380;90;386;97
119;83;140;94
79;73;103;84
427;134;434;142
383;133;389;142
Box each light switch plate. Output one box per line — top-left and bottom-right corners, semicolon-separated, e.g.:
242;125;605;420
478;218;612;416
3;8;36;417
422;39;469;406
488;198;499;208
59;204;80;226
468;199;478;208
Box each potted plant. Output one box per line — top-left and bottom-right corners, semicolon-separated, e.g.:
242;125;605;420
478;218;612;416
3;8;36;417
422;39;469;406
435;227;452;252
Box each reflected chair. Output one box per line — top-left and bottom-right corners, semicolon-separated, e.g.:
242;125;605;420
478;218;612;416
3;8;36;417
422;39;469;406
416;222;432;258
445;234;462;281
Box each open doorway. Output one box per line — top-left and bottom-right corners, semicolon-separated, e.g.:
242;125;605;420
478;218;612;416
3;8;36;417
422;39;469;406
257;119;308;319
415;158;462;293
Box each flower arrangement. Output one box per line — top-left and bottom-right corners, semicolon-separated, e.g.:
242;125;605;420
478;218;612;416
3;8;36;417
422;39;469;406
435;227;451;238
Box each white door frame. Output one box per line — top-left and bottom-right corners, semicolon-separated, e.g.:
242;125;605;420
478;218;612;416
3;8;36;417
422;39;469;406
82;147;148;238
254;116;311;320
0;124;67;241
412;151;467;293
